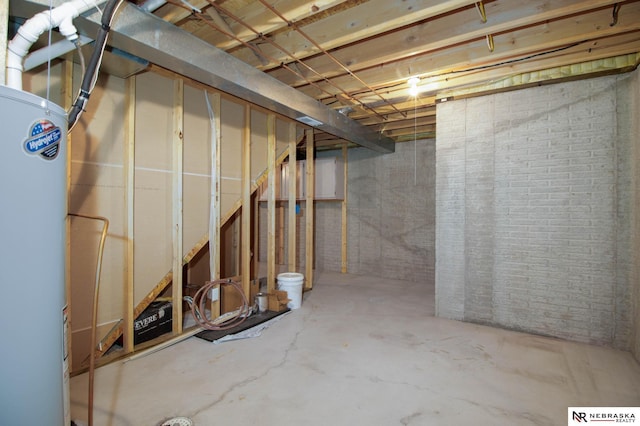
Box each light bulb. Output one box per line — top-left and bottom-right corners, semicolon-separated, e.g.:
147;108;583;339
408;77;420;97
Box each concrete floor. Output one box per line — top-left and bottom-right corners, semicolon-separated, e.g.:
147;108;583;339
70;271;640;426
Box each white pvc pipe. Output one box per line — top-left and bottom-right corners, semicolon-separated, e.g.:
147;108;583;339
24;34;92;71
6;0;95;90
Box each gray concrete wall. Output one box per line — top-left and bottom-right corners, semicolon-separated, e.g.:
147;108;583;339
436;73;636;350
629;69;640;362
314;140;436;284
258;139;435;285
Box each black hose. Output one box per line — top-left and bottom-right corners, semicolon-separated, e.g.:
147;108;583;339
68;0;123;132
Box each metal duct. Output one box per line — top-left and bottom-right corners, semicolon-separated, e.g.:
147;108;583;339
10;0;395;153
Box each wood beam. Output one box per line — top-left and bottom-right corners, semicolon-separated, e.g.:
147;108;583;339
63;57;73;368
288;122;297;272
242;104;251;297
209;91;221;319
172;78;184;335
305;129;314;290
230;0;478;69
270;0;623;85
302;4;640;100
267;114;277;292
189;0;357;52
0;0;8;85
341;145;348;273
123;75;136;352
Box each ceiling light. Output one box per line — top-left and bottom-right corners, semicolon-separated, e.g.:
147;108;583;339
408;77;420;97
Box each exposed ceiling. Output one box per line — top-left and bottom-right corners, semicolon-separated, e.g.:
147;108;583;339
11;0;640;150
139;0;640;149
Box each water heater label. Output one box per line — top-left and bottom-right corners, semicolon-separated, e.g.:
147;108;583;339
23;119;62;160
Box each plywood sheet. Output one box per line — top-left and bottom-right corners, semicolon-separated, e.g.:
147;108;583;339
69;74;126;322
251;109;268;181
134;72;175;303
22;61;63;105
183;85;212;255
135;72;173;169
220;98;243;216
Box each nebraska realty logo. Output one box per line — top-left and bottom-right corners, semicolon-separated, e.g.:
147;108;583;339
569;407;638;424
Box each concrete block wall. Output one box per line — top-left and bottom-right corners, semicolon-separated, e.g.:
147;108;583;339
436;73;637;350
629;69;640;362
313;140;436;283
258;139;436;284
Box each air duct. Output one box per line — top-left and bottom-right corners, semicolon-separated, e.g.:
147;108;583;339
10;0;396;153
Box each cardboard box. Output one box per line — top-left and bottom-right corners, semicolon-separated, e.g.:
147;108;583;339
221;278;259;314
267;290;290;312
134;301;172;345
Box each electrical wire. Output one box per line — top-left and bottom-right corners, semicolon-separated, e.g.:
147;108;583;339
75;39;86;76
68;0;124;132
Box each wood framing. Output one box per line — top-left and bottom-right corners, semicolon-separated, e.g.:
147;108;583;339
58;66;306;364
305;129;314;290
0;0;7;86
93;271;173;359
242;104;251;297
172;79;184;334
288;121;297;272
209;91;221;318
267;114;276;292
277;205;285;264
63;58;73;367
123;76;136;352
341;144;348;273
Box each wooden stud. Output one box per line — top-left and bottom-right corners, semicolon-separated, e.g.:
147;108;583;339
0;0;7;86
267;114;276;292
242;104;251;298
219;148;290;227
253;183;259;281
62;57;73;368
277;205;285;264
172;79;184;334
341;145;348;273
288;122;297;272
209;91;221;319
93;271;173;359
123;76;136;352
305;129;314;290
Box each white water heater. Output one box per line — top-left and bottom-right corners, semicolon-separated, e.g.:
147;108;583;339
0;84;69;425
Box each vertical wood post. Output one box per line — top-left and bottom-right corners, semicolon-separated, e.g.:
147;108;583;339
172;79;184;334
62;58;73;365
305;129;314;289
0;0;7;86
288;123;297;272
123;76;136;351
209;92;221;319
267;114;277;292
242;104;251;297
341;145;348;273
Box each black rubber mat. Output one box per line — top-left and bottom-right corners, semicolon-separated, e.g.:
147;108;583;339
195;309;290;342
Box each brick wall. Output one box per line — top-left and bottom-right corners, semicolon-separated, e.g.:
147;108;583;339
436;74;636;349
629;69;640;362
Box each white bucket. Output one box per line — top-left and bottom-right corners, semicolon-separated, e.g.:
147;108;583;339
277;272;304;309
